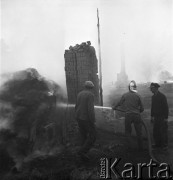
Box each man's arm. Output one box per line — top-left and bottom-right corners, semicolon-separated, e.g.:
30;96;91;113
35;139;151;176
151;97;154;123
112;95;125;110
162;95;169;120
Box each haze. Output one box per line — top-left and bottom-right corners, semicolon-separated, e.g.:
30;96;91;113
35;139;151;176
1;0;173;88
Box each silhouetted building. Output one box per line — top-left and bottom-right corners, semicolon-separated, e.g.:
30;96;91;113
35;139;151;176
64;41;100;104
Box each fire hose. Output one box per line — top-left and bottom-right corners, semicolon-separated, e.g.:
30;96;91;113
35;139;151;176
63;104;172;170
112;108;159;163
114;108;173;174
95;105;159;162
72;104;158;162
106;107;173;175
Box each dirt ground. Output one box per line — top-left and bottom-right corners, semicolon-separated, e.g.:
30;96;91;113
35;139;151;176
1;105;173;180
1;127;166;180
0;84;173;180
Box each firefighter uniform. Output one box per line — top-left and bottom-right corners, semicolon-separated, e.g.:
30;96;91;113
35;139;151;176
112;80;144;150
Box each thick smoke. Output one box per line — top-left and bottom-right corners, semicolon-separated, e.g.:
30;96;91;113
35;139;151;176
0;68;66;172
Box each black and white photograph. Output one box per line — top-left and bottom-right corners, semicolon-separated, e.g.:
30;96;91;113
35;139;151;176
0;0;173;179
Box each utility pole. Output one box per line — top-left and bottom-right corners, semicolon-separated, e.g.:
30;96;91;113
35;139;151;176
97;8;103;106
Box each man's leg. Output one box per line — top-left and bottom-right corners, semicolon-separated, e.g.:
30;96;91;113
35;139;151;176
161;120;168;148
79;121;96;154
153;117;162;147
77;119;88;146
125;114;133;149
133;115;143;150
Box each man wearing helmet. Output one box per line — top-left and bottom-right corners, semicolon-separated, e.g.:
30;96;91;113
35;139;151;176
75;81;96;159
112;80;144;151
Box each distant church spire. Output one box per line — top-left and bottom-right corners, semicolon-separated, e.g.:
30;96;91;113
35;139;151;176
116;32;128;87
120;41;126;74
120;32;126;74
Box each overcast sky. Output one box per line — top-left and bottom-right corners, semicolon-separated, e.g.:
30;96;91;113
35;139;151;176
1;0;173;88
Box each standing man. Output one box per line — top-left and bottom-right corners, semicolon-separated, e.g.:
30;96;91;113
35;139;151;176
75;81;96;159
150;83;169;150
112;80;144;151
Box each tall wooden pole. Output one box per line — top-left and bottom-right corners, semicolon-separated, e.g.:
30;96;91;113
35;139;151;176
97;8;103;106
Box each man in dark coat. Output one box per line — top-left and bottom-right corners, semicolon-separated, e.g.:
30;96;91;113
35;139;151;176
75;81;96;159
150;83;169;150
112;80;144;151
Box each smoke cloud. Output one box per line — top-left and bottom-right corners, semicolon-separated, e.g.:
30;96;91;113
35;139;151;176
1;0;173;88
0;68;67;171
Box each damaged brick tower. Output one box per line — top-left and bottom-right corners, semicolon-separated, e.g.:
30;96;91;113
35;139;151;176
64;41;100;105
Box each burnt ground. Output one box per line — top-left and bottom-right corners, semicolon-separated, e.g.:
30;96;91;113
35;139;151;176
0;128;164;180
